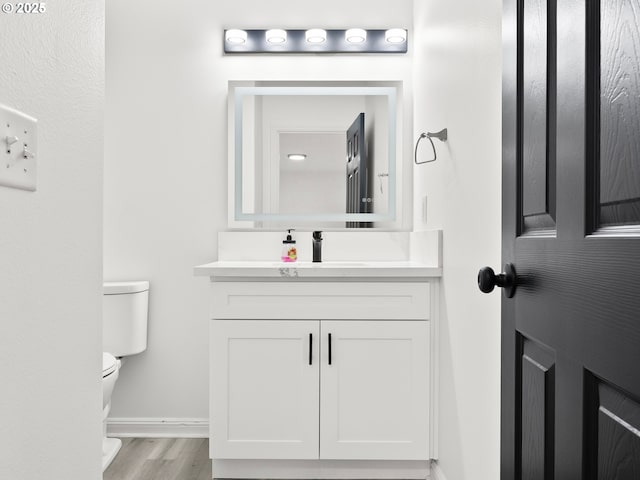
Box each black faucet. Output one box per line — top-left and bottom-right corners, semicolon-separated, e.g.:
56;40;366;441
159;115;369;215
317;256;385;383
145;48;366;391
312;231;323;263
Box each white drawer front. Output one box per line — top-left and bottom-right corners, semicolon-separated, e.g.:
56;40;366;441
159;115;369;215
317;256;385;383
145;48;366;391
210;282;430;320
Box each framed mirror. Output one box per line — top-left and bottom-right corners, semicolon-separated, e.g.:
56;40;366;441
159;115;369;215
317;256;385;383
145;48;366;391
228;81;404;229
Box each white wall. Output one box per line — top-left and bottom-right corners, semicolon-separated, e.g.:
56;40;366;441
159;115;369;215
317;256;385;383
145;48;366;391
0;3;104;479
413;1;502;479
280;172;344;214
105;0;414;423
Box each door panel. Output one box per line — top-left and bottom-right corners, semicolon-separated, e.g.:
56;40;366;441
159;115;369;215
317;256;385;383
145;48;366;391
320;321;429;460
502;0;640;477
585;377;640;479
521;0;556;233
519;336;555;480
346;113;369;228
210;320;320;459
521;0;556;232
595;0;640;228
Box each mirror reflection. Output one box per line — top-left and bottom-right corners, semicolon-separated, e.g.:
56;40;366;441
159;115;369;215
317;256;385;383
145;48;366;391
232;83;398;228
278;131;346;215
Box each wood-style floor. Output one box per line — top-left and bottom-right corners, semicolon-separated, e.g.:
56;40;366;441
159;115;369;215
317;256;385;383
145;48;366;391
103;438;211;480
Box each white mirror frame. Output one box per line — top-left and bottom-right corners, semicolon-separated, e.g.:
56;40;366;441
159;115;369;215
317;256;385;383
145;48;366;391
227;81;406;229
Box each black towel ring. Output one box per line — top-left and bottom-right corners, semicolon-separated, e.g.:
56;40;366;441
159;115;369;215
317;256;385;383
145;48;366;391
415;128;448;164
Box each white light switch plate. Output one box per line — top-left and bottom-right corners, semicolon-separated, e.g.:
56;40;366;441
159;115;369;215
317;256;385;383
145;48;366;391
0;104;38;191
422;195;428;223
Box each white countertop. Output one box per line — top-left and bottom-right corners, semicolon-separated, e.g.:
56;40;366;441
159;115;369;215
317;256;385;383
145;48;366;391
194;261;442;280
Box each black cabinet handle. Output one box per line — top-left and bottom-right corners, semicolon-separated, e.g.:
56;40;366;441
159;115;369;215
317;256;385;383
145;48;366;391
328;333;332;365
309;333;313;365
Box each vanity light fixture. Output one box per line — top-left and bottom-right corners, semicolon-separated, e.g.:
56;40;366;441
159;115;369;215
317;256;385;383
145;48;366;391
287;153;307;161
305;29;327;44
384;28;407;44
225;29;247;45
223;29;407;53
266;29;287;44
345;28;367;44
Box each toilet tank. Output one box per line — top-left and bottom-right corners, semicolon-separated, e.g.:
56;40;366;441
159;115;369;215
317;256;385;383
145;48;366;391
103;281;149;357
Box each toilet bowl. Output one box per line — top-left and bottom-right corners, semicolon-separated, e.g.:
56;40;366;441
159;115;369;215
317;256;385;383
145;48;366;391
102;352;122;470
101;280;149;472
103;352;119;410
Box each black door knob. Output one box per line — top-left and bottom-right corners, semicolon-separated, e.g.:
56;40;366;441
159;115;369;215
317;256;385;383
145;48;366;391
478;263;517;298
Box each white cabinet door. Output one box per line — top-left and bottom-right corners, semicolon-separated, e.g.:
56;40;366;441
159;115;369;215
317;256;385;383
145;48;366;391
210;320;320;459
320;321;430;460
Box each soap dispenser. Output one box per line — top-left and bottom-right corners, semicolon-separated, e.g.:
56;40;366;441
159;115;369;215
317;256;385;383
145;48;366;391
281;229;298;263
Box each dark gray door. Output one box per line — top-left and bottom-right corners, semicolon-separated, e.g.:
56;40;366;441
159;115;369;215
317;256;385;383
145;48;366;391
346;113;368;228
494;0;640;478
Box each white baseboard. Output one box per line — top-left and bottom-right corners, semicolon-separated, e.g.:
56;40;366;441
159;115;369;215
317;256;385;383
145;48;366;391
430;461;448;480
106;417;208;438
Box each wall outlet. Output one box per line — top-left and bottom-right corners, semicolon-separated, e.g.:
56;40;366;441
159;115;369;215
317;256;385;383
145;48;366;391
0;104;38;191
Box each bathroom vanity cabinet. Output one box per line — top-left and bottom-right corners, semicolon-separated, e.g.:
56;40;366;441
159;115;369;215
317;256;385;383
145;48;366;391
196;262;440;479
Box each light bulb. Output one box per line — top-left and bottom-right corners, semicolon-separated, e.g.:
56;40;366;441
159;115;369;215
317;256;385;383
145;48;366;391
385;28;407;44
305;29;327;44
225;29;247;45
345;28;367;44
266;29;287;44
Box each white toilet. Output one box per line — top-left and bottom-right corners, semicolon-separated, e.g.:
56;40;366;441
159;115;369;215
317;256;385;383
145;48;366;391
102;280;149;471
